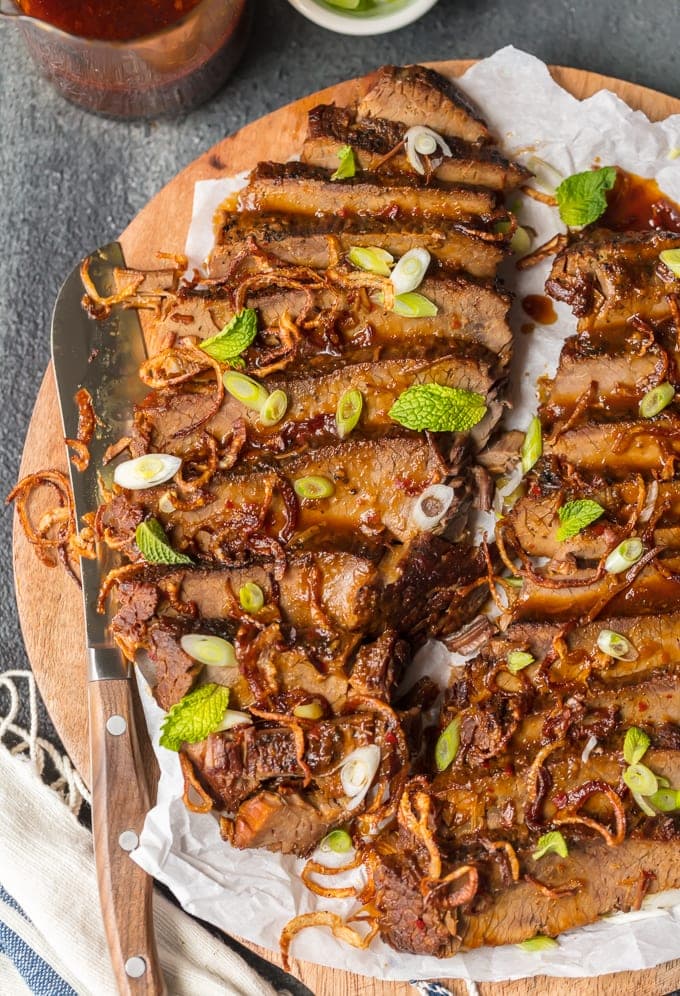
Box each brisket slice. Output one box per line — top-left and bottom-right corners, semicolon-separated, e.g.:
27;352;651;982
507;552;680;623
545;415;680;479
505;472;680;562
185;712;377;813
238;161;501;222
546;229;680;329
370;833;679;956
358;64;491;146
301;103;529;191
540;336;668;428
231;789;342;855
212;211;507;278
133;349;504;461
150;272;513;369
101;436;465;562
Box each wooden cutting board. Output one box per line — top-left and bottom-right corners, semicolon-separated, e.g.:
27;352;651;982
12;61;680;996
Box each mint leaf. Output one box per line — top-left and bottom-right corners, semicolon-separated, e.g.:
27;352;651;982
555;167;617;227
136;517;193;565
556;499;604;541
532;830;568;860
199;308;258;364
159;683;229;751
331;145;356;181
623;726;651;765
389;384;487;432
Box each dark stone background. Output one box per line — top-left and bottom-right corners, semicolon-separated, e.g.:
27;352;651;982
0;0;677;990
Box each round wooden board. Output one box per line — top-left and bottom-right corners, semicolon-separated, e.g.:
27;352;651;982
12;61;680;996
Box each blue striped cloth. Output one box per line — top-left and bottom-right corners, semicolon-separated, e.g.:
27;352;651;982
0;886;76;996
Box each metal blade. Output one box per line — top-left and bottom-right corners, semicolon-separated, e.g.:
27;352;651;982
51;243;148;672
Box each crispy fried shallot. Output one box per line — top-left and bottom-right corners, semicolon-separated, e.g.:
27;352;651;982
301;854;364;898
280;911;378;972
552;780;626;847
179;752;213;814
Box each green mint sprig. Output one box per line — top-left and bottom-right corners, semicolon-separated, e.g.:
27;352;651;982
135;517;193;565
556;499;604;541
555;166;617;228
199;308;258;365
160;683;229;751
389;384;487;433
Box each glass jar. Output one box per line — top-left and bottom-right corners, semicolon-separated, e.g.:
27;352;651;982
0;0;251;118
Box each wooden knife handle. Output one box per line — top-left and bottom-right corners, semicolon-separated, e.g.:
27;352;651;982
88;679;166;995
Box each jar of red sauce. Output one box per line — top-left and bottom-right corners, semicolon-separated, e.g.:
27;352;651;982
0;0;251;117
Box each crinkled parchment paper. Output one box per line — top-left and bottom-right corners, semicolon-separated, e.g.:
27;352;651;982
132;47;680;982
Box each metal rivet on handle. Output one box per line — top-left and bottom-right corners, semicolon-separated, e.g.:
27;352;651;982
125;956;147;979
106;715;127;736
118;830;139;852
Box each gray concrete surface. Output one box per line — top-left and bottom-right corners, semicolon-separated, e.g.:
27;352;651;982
0;0;678;989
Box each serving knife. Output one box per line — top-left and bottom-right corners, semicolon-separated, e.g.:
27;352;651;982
52;243;166;995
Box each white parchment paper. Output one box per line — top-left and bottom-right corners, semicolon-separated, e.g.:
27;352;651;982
133;47;680;982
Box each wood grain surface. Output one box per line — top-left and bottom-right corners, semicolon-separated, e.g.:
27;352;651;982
11;62;680;996
89;678;166;996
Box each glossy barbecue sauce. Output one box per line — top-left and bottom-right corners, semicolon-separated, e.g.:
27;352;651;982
521;294;557;325
600;169;680;232
17;0;202;40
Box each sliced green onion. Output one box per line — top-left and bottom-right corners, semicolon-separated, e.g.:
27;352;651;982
623;726;651;765
532;830;568;860
623;762;658;797
659;248;680;277
392;292;438;318
404;126;451;175
180;634;236;668
331;144;356;180
216;709;253;731
435;717;461;772
605;537;644;574
639;382;675;418
656;775;671;788
259;389;288;427
390;248;431;295
649;788;680;812
521;416;542;473
525;155;564;195
412;484;455;531
114;453;181;490
517;936;559;952
596;629;638;661
294;475;335;499
319;829;353;854
341;745;381;811
493;219;512;235
326;0;361;10
632;791;657;817
223;371;269;412
335;389;363;439
510;225;532;256
507;650;534;673
293;700;324;720
504;576;523;589
347;245;393;276
239;582;264;613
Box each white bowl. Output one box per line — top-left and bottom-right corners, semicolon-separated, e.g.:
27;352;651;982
286;0;440;36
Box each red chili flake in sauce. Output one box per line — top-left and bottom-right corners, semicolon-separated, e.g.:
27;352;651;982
384;732;397;746
503;762;514;777
394;476;422;496
415;918;426;931
638;701;649;712
529;483;542;498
